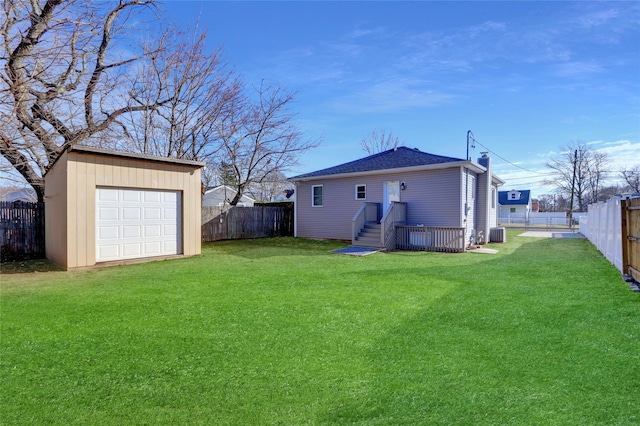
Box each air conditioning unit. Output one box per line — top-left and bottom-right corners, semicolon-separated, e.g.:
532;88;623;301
490;227;506;243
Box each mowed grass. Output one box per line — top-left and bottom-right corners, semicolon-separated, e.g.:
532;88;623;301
1;232;638;425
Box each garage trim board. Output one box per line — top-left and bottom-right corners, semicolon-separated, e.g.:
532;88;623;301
96;188;182;262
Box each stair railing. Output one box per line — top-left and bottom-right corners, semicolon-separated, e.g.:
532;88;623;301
380;202;407;250
352;202;380;244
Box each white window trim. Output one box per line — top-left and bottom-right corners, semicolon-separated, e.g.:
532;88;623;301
312;184;323;207
355;184;366;200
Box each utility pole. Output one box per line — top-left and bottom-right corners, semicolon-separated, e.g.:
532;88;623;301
569;149;577;228
466;130;476;160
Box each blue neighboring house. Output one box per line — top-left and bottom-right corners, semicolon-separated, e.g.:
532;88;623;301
498;189;532;222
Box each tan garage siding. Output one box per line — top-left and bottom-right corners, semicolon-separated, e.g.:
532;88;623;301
44;153;68;268
45;146;203;270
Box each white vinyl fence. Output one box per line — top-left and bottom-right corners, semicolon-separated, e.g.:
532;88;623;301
499;212;571;226
530;212;570;226
579;197;623;272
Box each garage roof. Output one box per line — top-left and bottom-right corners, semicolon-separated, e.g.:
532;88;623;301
45;145;205;176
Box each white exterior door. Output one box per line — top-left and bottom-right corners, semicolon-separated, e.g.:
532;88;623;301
96;188;182;262
383;181;400;215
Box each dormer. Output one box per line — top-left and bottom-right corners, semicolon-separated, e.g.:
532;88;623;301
507;190;521;201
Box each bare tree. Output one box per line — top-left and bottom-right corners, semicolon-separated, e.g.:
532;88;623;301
248;170;292;202
124;29;242;164
585;149;608;203
545;142;609;212
0;0;179;202
621;165;640;193
360;129;401;155
534;194;554;212
214;81;319;206
598;184;625;200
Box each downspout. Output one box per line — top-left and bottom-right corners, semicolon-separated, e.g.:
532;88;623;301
464;131;476;243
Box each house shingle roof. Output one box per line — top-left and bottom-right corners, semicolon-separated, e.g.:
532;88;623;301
290;146;465;180
498;190;531;205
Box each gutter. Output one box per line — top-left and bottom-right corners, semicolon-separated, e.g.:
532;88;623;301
289;160;486;183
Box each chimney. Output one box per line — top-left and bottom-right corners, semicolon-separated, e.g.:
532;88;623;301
478;152;490;168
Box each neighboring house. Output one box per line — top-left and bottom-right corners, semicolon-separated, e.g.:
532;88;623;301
498;190;532;223
289;147;505;249
202;185;255;208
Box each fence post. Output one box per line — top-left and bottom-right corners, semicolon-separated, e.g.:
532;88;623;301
621;199;629;276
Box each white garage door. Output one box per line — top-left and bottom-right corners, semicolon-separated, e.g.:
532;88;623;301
96;188;182;262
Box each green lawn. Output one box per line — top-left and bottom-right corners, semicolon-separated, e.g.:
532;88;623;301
1;232;638;425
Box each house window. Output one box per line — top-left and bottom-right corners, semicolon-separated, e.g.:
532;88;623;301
355;184;366;200
510;207;516;213
312;185;323;207
492;188;496;208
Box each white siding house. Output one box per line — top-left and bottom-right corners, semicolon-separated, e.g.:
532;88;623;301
498;189;532;224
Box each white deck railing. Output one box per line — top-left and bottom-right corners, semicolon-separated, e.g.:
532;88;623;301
395;226;465;253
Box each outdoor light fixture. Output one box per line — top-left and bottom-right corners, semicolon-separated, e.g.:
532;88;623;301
400;182;406;190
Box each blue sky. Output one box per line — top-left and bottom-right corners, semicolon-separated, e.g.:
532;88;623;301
160;1;640;196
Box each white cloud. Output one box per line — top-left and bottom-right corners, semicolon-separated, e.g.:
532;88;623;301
552;61;604;78
330;78;457;113
594;140;640;169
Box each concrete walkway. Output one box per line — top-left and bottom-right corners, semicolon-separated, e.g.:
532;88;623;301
331;246;381;256
519;231;585;239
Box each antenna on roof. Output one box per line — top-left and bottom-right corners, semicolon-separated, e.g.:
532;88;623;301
466;130;476;160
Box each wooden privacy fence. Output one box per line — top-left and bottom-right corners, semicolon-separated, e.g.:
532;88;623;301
621;198;640;283
202;205;294;242
0;201;45;261
395;226;465;253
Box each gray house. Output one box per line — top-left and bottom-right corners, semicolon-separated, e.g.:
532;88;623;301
289;147;505;251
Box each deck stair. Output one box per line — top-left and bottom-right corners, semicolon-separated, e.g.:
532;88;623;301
353;222;383;247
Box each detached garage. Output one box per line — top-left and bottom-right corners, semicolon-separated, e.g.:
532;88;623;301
44;145;204;270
